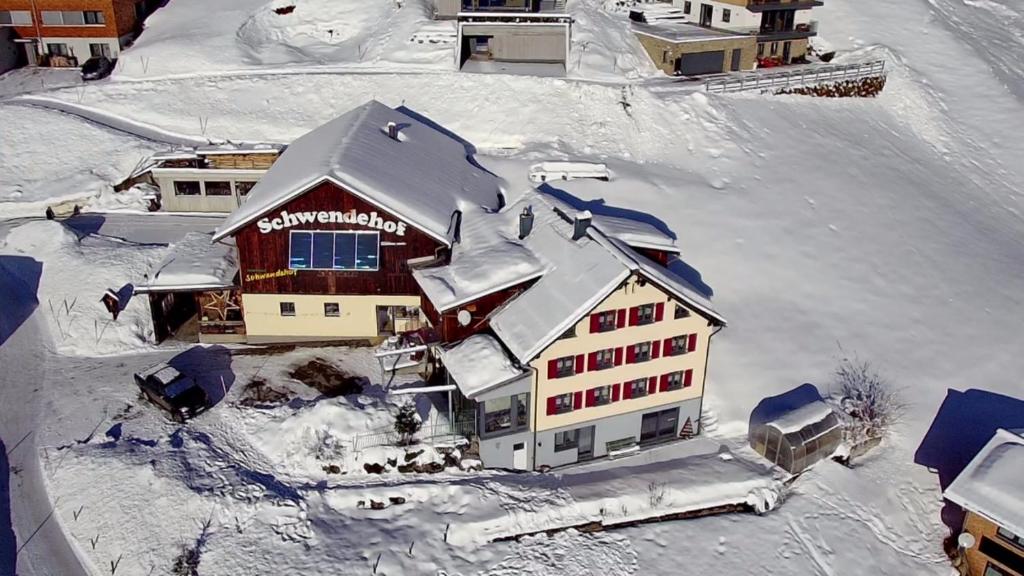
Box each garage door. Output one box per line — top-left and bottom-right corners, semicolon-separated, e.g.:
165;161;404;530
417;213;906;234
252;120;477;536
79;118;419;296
678;50;724;75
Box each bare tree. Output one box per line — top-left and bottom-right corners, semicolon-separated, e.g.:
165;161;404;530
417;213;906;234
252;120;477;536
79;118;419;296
832;356;906;445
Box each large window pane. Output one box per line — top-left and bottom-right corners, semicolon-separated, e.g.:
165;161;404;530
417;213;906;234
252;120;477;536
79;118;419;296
289;232;312;269
333;233;356;269
41;11;62;25
61;11;85;25
355;233;379;270
311;232;334;269
483;397;512;434
204;181;232;196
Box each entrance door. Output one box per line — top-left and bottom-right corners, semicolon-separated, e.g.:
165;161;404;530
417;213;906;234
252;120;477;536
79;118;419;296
640;408;680;444
699;4;713;27
376;306;394;335
512;442;527;470
577;426;595;460
730;49;742;71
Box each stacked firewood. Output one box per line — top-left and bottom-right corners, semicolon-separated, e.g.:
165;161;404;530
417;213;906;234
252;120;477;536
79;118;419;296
776;75;887;98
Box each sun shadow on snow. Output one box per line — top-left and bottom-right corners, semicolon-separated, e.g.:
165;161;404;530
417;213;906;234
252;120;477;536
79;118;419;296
914;388;1024;532
0;438;16;576
166;345;236;407
394;105;501;182
61;213;106;240
538;184;715;298
0;255;42;348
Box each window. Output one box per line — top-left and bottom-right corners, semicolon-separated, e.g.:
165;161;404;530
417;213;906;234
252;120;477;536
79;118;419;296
554;356;576;378
627;378;648;399
235;181;256;196
662;369;694;392
89;43;111;58
997;527;1024;551
771;42;779;56
593;348;616;370
667;334;693;356
548;392;575;415
984;564;1010;576
674;304;690;319
482;393;529;436
0;10;32;25
591;385;612;406
554;429;579;452
637;303;655;325
324;302;340;317
632;341;652;363
173;181;201;196
722;8;731;22
757;43;765;57
558;326;577;340
683;0;691;14
289;231;380;271
46;43;70;57
591;310;618;333
204;181;232;196
279;302;295;316
42;11;104;25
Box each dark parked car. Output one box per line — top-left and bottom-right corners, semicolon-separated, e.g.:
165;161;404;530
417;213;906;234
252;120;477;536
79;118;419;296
81;56;114;81
134;363;209;422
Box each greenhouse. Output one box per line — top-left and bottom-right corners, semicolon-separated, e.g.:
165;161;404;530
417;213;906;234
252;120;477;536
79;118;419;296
749;383;844;474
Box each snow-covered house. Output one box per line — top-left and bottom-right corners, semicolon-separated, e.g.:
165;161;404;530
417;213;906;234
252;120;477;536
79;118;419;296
944;429;1024;576
416;191;726;470
666;0;820;67
630;5;756;76
209;100;505;343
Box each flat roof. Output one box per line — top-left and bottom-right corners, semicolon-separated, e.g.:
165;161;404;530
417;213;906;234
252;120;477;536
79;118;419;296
632;21;750;43
945;429;1024;537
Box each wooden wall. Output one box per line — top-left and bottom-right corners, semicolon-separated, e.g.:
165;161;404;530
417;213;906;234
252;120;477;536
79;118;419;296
234;181;445;296
422;279;536;342
206;153;278;170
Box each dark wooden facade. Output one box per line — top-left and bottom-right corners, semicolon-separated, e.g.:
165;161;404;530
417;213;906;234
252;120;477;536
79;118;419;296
234;181;446;296
421;279;537;342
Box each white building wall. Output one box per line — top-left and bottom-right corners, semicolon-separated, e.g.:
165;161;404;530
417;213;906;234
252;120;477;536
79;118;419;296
39;36;121;60
670;0;760;33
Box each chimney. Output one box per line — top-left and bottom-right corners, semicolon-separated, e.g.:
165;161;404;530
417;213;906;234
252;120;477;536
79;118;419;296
572;210;592;241
386;121;398;140
518;206;534;240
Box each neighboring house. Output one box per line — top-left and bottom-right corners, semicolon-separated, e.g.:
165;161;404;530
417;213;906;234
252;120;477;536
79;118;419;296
944;429;1024;576
0;0;160;66
630;5;755;76
146;143;285;213
0;25;21;73
438;0;571;75
669;0;820;67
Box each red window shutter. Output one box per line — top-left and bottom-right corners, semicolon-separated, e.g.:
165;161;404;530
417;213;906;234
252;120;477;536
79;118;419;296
684;369;694;387
614;347;623;366
587;352;598;371
575;354;584;374
589;313;601;334
623;381;633;400
652;340;661;359
688;333;697;353
546;396;557;415
655;302;665;322
585;388;596;407
660;373;670;392
626;345;636;364
628;306;640;326
573;391;583;410
611;383;621;402
648;376;657;395
664;337;673;356
616;309;626;328
547;359;558;379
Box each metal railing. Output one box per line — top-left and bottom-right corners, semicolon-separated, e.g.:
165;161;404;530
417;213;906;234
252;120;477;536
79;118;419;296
352;415;477;453
705;60;886;94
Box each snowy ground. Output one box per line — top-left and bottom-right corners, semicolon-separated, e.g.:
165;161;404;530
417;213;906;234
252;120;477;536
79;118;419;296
3;0;1024;573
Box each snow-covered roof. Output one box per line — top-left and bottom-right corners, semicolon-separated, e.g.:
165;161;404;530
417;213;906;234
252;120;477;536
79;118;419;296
195;142;284;155
138;232;238;292
632;21;749;44
212;100;504;243
440;334;527;399
944;429;1024;537
542;193;679;254
766;400;837;434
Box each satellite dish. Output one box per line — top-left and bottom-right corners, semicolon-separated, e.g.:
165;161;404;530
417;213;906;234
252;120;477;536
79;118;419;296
457;309;472;326
957;532;976;550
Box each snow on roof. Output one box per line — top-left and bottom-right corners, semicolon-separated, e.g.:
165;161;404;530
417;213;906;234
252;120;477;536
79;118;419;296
632;21;749;44
944;429;1024;537
139;232;238;292
440;334;527;398
542;193;679;254
212;100;504;243
766;400;837;434
195;142;284;155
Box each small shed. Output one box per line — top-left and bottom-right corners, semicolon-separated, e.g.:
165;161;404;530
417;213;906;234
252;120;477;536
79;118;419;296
749;383;843;474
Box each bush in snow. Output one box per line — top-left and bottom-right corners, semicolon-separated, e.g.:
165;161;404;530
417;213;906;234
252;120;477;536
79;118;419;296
312;428;346;462
393;403;421;446
832;357;906;446
172;544;201;576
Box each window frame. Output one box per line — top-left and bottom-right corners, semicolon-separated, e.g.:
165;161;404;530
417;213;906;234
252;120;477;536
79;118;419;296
558;326;577;340
636;303;656;326
983;563;1010;576
0;10;33;26
592;385;612;406
552;392;574;415
173;180;201;196
279;302;296;317
554;356;576;378
668;334;690;357
323;302;340;317
628;378;648;399
83;10;105;25
554;429;579;452
41;10;105;25
683;0;691;14
480;393;530;438
89;43;111;58
203;181;233;197
288;230;380;272
666;371;684;391
595;348;616;370
996;527;1024;551
235;181;256;196
674;304;690;319
595;310;618;333
633;341;652;363
722;8;731;23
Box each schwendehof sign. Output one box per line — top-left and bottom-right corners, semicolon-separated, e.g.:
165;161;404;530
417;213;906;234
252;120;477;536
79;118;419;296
257;209;408;236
